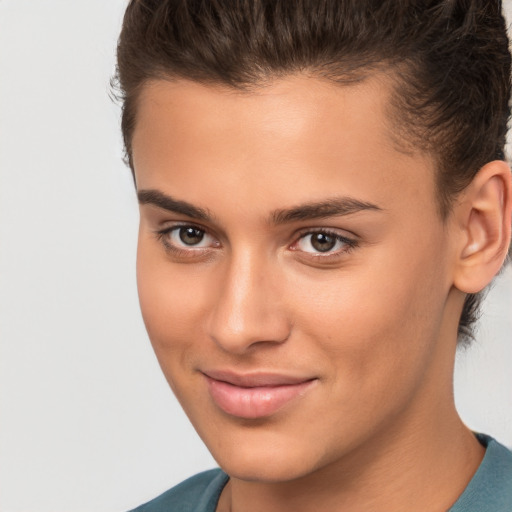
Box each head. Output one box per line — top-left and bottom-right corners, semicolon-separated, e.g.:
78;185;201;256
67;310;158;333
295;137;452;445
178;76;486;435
114;0;512;483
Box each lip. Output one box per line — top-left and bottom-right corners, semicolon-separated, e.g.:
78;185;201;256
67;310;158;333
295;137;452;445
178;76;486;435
203;370;317;419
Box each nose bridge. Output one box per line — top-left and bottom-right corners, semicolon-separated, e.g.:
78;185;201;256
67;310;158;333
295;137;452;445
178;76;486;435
207;247;290;353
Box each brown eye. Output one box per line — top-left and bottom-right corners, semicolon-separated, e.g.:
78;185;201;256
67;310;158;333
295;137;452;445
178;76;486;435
295;230;355;255
160;225;216;250
179;227;205;246
310;233;336;252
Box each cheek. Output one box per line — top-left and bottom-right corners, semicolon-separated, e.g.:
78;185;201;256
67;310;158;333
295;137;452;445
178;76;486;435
291;240;450;401
136;239;210;373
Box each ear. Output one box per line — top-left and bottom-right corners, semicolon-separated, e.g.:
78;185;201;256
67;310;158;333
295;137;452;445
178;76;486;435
452;160;512;294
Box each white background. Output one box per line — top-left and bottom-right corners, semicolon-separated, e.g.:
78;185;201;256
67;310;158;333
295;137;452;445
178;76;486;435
0;1;511;511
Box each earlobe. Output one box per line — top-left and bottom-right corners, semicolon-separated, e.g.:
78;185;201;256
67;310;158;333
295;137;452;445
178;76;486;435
453;160;512;294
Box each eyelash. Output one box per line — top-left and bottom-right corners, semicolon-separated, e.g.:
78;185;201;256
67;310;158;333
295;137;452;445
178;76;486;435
154;224;359;260
155;224;218;259
292;228;358;259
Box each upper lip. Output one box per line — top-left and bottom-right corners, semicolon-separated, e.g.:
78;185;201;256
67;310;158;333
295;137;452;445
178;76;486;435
202;369;316;388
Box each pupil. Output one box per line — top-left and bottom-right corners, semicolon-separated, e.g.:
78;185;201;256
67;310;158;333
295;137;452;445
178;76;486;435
311;233;336;252
179;227;204;245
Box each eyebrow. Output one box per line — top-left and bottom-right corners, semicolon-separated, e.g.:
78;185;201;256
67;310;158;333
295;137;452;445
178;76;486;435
270;197;382;224
138;189;212;220
138;189;382;224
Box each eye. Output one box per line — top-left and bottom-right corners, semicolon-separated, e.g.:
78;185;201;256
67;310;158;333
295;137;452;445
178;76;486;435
173;226;209;247
294;230;356;255
157;225;218;252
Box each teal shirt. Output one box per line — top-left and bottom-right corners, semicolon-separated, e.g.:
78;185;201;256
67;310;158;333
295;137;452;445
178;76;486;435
130;434;512;512
449;434;512;512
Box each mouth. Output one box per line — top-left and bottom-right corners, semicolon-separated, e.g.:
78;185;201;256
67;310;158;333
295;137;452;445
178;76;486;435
202;370;318;419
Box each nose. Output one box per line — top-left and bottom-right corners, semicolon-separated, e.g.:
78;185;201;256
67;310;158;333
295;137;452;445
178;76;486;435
207;250;291;354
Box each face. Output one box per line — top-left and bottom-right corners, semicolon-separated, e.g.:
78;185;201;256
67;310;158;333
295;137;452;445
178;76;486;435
132;75;462;482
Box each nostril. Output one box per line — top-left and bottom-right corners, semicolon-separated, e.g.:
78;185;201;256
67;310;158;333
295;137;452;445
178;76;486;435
207;306;291;354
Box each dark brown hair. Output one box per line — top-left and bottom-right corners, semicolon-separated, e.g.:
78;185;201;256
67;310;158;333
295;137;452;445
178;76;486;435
114;0;511;343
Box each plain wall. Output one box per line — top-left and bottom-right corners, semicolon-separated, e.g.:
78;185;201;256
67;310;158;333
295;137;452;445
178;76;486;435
0;1;511;511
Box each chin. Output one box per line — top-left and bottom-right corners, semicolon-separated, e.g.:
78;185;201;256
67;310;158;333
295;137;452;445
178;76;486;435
202;426;327;483
219;455;318;483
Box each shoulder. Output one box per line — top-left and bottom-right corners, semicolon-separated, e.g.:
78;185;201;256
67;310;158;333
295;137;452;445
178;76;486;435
129;468;229;512
450;434;512;512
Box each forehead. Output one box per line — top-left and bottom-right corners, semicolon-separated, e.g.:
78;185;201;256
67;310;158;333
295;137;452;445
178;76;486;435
132;74;437;219
133;74;398;165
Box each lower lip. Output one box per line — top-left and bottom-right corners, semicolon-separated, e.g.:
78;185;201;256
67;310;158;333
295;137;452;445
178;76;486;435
205;376;316;419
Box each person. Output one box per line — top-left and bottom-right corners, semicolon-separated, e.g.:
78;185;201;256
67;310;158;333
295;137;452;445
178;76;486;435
114;0;512;510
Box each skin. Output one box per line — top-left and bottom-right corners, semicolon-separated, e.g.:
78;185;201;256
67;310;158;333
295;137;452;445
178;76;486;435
132;74;511;512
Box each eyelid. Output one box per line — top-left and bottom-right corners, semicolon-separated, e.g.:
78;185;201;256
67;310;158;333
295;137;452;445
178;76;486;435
290;228;358;257
155;223;220;255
